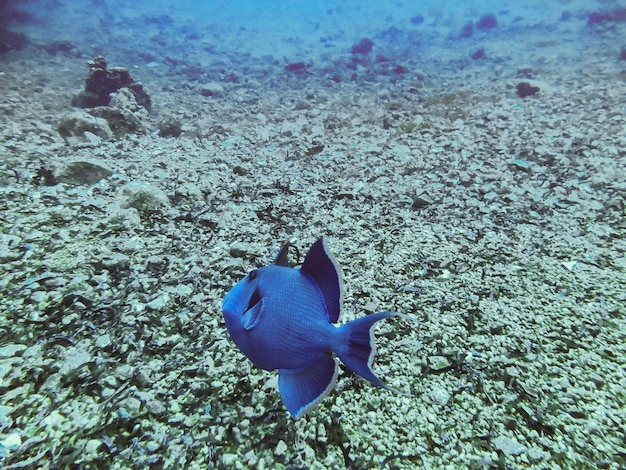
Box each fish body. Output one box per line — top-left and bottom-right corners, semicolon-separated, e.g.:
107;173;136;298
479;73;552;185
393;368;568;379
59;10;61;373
222;238;396;418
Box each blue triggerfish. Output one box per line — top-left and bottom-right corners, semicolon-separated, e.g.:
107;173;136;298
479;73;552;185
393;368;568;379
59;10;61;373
222;238;400;418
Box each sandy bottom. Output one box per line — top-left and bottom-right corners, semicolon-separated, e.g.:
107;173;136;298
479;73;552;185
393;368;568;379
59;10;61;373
0;1;625;468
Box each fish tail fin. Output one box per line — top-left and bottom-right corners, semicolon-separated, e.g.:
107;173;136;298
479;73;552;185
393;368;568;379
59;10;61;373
338;311;398;388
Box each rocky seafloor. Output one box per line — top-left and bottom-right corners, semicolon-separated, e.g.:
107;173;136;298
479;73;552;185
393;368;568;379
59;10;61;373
0;1;625;468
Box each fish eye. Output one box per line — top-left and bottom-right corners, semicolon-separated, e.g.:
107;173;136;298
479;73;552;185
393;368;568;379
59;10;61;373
248;270;258;280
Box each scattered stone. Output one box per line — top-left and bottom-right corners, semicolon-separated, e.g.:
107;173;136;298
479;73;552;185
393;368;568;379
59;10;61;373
516;82;540;98
275;440;288;456
0;433;21;451
55;159;113;185
477;14;497;30
351;37;373;54
587;11;613;26
146;255;170;276
84;439;103;457
0;234;22;263
305;144;325;157
143;14;173;26
430;387;451;406
57;111;113;146
32;167;57;186
516;67;534;78
120;397;142;416
109;88;144;114
411;194;431;209
221;454;238;466
40;40;75;56
158;117;183;137
393;64;408;74
59;344;92;375
459;22;473;38
493;436;526;456
117;182;171;215
284;62;308;74
428;355;451;370
94;253;131;276
87;106;147;138
0;344;27;358
615;8;626;22
471;48;485;60
95;334;112;349
561;260;578;271
171;182;203;205
146;399;166;416
146;293;170;311
620;46;626;61
410;15;424;25
229;242;248;258
200;82;225;97
0;28;28;54
101;207;142;231
509;159;533;171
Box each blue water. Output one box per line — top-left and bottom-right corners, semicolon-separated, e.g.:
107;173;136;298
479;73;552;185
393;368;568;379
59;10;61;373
1;0;603;65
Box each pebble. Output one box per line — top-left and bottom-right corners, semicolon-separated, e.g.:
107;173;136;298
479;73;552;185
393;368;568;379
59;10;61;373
562;260;578;271
493;436;526;456
428;355;451;370
146;293;170;310
146;440;160;452
95;334;112;349
0;234;22;263
0;344;27;358
221;453;238;466
275;440;288;456
430;387;451;406
84;438;102;456
229;242;248;258
146;399;166;416
120;397;142;416
1;432;21;450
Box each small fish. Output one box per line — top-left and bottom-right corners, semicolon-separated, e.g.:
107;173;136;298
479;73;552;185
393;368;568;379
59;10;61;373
222;238;400;418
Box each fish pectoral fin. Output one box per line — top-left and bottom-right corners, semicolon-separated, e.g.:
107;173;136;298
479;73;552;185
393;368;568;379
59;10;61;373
278;355;338;419
242;299;263;331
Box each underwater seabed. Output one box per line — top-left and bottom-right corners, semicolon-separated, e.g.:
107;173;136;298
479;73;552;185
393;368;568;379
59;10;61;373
0;0;625;468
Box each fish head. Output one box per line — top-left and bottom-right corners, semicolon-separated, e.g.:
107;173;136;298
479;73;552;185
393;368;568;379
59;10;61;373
222;268;264;338
222;264;296;371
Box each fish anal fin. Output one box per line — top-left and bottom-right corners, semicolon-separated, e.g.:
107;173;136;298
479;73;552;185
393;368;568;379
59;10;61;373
278;355;338;418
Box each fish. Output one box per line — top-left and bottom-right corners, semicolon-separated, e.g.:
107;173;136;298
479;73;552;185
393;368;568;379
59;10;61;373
222;238;400;418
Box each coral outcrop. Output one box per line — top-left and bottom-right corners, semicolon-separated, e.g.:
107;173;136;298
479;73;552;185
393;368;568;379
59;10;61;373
71;56;152;111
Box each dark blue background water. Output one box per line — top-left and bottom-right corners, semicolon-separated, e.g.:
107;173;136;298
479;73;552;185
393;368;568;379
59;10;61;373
1;0;607;65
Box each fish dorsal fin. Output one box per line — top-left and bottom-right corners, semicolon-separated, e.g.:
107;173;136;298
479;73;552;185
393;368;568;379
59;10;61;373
273;241;294;267
301;238;342;323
